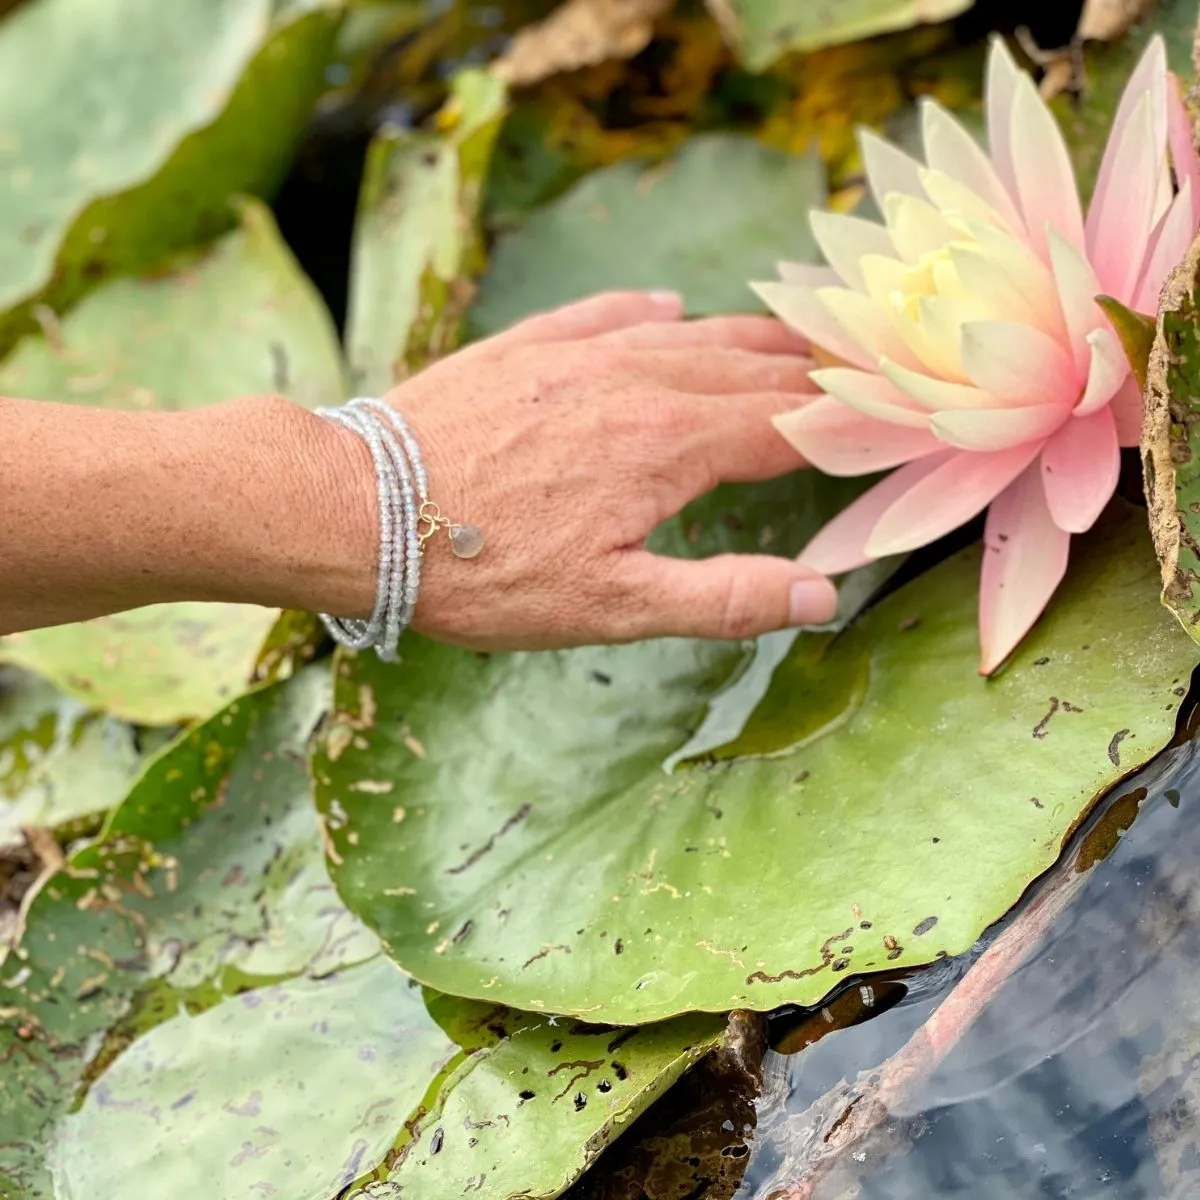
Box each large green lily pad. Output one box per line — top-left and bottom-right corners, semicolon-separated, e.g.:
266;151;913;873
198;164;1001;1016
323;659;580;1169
0;670;725;1199
0;668;140;848
0;201;346;725
345;70;507;393
0;0;340;347
468;135;826;337
706;0;973;74
313;502;1197;1023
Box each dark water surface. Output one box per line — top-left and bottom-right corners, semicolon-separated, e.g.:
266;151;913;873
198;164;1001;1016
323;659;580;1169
739;717;1200;1198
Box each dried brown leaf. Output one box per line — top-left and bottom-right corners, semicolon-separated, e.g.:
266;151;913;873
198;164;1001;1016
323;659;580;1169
1077;0;1154;42
493;0;675;87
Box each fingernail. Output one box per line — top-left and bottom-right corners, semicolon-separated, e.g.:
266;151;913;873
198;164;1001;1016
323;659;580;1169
648;290;683;311
789;576;838;627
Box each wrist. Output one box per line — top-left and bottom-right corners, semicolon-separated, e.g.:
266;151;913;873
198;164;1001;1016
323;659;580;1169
176;395;379;618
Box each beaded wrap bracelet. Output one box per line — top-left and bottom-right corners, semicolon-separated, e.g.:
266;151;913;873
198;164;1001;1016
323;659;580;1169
314;397;483;662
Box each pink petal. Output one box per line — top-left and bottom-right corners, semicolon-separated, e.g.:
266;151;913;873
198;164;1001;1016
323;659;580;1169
777;262;840;288
1010;74;1085;258
960;320;1077;406
808;368;930;428
1109;375;1146;447
1047;229;1104;378
1085;92;1161;303
986;36;1023;203
921;98;1025;233
797;453;955;575
1074;327;1128;416
864;442;1042;556
1168;73;1200;224
1040;406;1120;533
978;464;1071;675
930;404;1065;451
859;128;925;211
752;281;875;372
1088;36;1168;255
809;211;894;292
1133;180;1194;313
773;396;944;477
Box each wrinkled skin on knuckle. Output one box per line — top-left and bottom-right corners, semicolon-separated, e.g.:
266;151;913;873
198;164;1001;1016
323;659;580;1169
716;569;767;641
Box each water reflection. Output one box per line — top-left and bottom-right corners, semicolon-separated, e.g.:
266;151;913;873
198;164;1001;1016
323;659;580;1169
741;728;1200;1199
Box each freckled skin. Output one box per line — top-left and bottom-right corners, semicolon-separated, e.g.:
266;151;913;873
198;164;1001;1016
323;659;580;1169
0;292;839;645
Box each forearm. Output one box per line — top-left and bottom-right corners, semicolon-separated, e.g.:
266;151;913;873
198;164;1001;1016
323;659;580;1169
0;395;377;634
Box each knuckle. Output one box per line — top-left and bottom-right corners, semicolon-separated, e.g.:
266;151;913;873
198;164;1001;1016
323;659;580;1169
715;570;765;640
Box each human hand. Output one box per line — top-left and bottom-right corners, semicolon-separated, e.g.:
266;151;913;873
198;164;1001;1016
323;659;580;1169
340;291;838;651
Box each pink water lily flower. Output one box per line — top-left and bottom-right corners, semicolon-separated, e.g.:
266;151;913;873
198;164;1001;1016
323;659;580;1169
759;36;1200;674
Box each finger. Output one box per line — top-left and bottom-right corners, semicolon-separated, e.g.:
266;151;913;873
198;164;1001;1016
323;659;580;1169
627;347;818;396
488;291;684;347
619;552;838;641
597;314;810;355
667;392;814;487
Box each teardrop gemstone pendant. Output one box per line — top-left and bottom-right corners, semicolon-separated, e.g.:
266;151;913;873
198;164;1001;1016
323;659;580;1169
449;524;485;559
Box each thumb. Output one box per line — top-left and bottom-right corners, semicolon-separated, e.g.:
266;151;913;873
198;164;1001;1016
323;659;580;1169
624;552;839;641
486;290;684;347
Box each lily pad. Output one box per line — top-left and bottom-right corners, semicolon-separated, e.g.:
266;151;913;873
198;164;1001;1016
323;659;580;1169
0;0;340;347
0;669;725;1199
1145;231;1200;643
313;502;1197;1023
0;201;347;725
345;70;507;393
0;668;140;848
705;0;973;74
468;134;826;337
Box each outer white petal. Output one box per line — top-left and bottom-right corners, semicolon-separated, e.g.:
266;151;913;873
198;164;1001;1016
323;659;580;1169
920;98;1025;233
809;367;931;428
859;127;925;210
985;35;1023;201
752;281;875;371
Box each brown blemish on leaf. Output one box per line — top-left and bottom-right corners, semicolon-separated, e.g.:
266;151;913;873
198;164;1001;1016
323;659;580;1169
549;1057;606;1101
1108;728;1131;766
1144;230;1200;626
445;802;533;875
745;926;853;985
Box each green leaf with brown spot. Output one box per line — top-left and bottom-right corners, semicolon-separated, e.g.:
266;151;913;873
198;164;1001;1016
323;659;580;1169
0;201;346;725
0;667;141;848
0;0;341;350
0;669;726;1200
1144;229;1200;642
345;69;508;393
313;501;1197;1023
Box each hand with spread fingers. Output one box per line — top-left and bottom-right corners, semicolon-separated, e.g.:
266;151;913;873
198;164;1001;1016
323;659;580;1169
0;291;836;649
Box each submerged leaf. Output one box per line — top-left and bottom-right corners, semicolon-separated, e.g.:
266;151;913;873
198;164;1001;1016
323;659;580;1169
315;494;1195;1023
